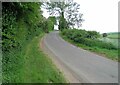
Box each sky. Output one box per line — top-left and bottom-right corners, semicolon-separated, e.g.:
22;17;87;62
42;0;119;33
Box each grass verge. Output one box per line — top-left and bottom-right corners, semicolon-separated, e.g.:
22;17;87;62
60;33;119;62
22;33;66;83
3;33;66;83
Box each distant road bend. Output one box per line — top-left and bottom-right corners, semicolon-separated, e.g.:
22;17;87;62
41;31;118;83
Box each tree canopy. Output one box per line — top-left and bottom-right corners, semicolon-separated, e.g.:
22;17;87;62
42;0;84;30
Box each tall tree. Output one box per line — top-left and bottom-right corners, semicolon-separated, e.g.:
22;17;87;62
42;0;84;30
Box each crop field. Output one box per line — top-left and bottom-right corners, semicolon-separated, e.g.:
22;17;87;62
99;38;119;48
107;32;120;39
100;32;120;48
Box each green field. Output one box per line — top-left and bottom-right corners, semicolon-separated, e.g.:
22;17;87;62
99;38;119;48
107;32;120;39
99;32;120;48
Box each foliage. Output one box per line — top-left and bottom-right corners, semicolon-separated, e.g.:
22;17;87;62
2;2;43;52
47;16;55;31
87;31;100;39
2;2;56;82
48;16;56;25
43;0;84;30
61;29;117;50
59;13;68;30
102;33;107;37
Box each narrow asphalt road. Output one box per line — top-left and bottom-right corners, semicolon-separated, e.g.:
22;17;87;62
42;31;118;83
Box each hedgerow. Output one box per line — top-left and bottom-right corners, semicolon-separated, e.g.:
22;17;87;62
2;2;55;82
61;29;117;50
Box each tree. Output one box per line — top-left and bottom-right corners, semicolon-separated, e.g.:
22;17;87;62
58;12;68;30
42;0;84;30
103;33;107;37
65;1;84;28
47;16;55;31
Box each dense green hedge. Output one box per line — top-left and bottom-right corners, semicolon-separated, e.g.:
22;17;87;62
2;2;55;82
2;2;55;52
3;3;38;51
61;29;117;50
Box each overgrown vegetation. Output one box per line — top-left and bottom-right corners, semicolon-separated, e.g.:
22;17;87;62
60;29;119;61
2;2;65;83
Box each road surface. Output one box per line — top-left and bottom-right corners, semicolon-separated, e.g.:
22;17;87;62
41;31;118;83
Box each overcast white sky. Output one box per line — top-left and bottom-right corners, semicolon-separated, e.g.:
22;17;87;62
42;0;119;33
